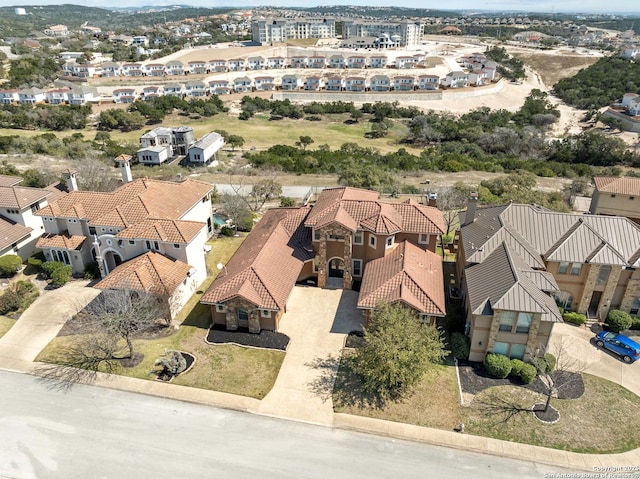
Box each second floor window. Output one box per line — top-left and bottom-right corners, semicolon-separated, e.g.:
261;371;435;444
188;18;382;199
146;240;160;251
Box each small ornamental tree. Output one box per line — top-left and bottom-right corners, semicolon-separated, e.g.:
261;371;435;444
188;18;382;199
350;302;446;400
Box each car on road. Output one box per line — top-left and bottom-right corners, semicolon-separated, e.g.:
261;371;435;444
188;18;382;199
594;331;640;363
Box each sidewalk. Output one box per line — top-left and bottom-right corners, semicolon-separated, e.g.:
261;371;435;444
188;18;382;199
2;283;640;472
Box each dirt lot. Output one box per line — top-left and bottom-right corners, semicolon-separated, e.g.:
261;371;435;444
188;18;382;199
509;48;600;88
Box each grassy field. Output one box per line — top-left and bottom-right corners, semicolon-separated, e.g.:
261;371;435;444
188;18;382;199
463;374;640;453
0;315;15;339
510;52;599;87
36;234;285;399
333;354;463;431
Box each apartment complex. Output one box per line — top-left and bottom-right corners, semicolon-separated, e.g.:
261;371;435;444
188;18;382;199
341;19;425;47
251;17;336;44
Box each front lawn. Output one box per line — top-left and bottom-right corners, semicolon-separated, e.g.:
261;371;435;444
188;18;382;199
463;374;640;454
36;233;285;400
0;315;15;339
333;353;463;431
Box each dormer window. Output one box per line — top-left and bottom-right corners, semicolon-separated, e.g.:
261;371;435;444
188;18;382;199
386;236;394;248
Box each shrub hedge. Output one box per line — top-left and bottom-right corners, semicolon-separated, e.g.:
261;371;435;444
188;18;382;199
0;255;22;276
450;332;470;360
520;363;537;384
607;309;632;333
484;353;512;379
562;311;586;326
510;358;524;377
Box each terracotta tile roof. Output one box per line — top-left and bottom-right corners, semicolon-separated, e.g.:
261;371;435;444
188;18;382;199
95;251;191;296
594;176;640;196
116;219;205;243
0;185;50;209
0;175;23;187
37;177;212;229
36;232;86;250
0;216;32;250
357;241;446;316
305;187;444;235
43;182;68;203
201;207;312;310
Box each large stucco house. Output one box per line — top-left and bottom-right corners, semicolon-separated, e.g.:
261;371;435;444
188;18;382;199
201;187;446;333
589;176;640;225
35;163;214;316
457;194;640;362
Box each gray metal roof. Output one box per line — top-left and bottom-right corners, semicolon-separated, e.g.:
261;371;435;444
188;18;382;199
190;132;222;150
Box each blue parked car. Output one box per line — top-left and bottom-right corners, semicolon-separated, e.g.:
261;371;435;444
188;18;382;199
595;331;640;363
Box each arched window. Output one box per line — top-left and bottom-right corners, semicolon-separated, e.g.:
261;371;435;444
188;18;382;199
554;291;573;311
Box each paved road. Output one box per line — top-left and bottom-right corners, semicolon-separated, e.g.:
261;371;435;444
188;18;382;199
0;371;565;479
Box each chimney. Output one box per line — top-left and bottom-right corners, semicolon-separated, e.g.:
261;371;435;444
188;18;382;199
65;168;78;191
463;192;478;226
116;155;133;184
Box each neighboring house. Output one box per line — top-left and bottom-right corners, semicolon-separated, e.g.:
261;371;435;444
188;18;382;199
71;63;98;78
442;71;469;88
137;145;170;165
46;88;70;105
468;70;491;86
0;175;66;260
100;62;121;77
139;126;195;157
347;55;367;69
326;76;345;91
201;187;445;332
281;74;303;90
67;86;98;105
417;74;440;90
143;86;163;101
589;176;640;224
164;82;185;97
188;61;208;75
233;76;253;93
165;60;185;76
290;56;308;69
370;75;391;91
622;93;640;116
186;132;224;165
228;58;246;72
345;76;366;92
304;76;325;91
369;55;388;69
18;88;46;104
113;88;138;103
209;79;231;95
254;76;276;91
44;24;69;37
121;63;144;77
185;80;207;97
145;63;166;77
621;46;640;59
95;251;195;319
267;56;286;69
0;89;20;105
247;56;266;70
35;163;214;289
209;59;228;73
393;75;415;91
395;56;416;69
329;55;345;69
308;55;327;69
456;195;640;361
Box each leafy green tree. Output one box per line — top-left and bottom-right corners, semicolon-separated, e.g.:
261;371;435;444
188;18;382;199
227;134;245;151
295;135;314;150
350;302;446;400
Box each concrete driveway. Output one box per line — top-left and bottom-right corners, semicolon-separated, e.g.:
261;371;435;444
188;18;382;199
549;322;640;396
258;286;362;426
0;280;99;367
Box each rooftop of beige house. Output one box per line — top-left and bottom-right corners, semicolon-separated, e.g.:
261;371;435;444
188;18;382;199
0;175;23;188
594;176;640;197
95;251;192;296
305;187;445;236
460;203;640;268
465;241;562;322
0;185;50;210
357;241;446;316
36;232;86;250
115;218;205;244
0;218;32;250
36;178;212;228
201;207;313;310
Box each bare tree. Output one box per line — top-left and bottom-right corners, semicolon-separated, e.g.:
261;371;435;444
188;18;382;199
435;185;469;238
75;160;120;192
86;289;169;360
227;171;283;213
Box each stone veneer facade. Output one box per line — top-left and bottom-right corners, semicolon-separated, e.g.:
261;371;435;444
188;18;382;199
224;298;262;333
316;225;353;290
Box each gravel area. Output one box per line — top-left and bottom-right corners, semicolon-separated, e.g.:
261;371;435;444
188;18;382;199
458;360;584;399
206;323;289;351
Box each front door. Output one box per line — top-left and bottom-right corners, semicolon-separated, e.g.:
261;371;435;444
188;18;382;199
328;258;345;278
588;291;602;317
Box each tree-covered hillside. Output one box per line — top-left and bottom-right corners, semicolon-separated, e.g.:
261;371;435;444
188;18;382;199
553;56;640;109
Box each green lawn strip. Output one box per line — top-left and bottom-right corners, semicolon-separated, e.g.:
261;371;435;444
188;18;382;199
0;315;16;339
333;353;463;431
35;234;286;399
463;374;640;454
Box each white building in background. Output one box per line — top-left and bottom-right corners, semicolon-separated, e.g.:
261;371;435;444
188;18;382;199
341;19;424;47
187;132;224;166
252;17;336;44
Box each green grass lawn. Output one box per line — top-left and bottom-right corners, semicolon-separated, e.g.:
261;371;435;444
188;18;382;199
36;233;285;400
0;315;16;339
463;374;640;454
333;354;463;431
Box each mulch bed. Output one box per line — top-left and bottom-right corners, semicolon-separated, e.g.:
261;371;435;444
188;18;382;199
457;360;585;399
345;330;365;349
532;404;560;424
157;352;195;382
206;324;289;351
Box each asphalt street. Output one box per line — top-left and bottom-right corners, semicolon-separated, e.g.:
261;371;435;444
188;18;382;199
0;370;569;479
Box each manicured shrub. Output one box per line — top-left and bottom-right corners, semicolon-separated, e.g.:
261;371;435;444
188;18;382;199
0;255;22;276
543;353;556;373
562;311;586;326
631;317;640;330
510;358;524;377
27;252;45;269
606;309;632;333
484;353;512;379
450;332;470;360
520;363;537;384
530;356;548;374
0;289;22;314
50;265;71;287
220;226;234;236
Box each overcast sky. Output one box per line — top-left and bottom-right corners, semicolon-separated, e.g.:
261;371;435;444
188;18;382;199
1;0;638;14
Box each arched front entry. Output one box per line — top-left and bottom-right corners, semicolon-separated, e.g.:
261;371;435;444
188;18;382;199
103;249;123;274
327;257;345;278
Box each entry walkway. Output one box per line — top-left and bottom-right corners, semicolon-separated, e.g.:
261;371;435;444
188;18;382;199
0;280;99;365
258;286;362;425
